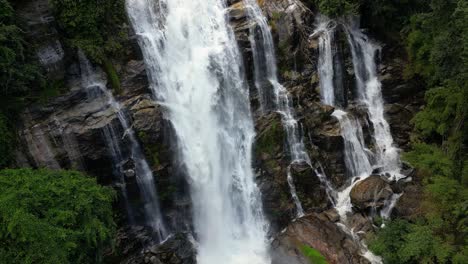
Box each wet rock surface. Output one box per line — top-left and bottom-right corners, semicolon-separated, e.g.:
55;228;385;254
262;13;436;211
350;175;394;211
108;227;196;264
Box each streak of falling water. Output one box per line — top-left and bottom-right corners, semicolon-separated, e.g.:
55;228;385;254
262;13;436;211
332;110;372;179
345;23;403;180
243;0;335;217
126;0;270;263
312;16;337;106
314;16;401;264
78;51;168;242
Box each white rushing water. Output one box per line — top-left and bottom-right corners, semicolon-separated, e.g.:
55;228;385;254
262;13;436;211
312;16;337;106
79;52;168;242
314;16;402;218
126;1;270;263
314;16;403;264
345;24;402;180
243;0;337;217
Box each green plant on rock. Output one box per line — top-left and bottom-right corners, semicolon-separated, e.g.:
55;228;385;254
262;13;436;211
0;169;116;264
255;118;284;156
301;245;328;264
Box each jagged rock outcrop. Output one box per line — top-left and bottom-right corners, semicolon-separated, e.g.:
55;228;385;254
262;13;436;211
272;213;370;264
108;227;196;264
16;0;65;78
254;113;296;231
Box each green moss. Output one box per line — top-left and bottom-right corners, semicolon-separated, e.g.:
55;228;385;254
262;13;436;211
102;60;121;94
38;79;66;104
255;119;283;156
276;40;291;75
300;245;328;264
138;131;161;168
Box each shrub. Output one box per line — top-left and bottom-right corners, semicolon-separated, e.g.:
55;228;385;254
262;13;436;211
0;169;116;264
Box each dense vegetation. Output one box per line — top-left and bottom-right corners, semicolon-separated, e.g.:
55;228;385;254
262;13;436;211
50;0;127;91
50;0;127;63
0;169;116;264
0;0;44;110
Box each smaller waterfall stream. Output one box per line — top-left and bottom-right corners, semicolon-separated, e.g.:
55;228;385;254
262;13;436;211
345;24;403;180
314;15;405;264
244;0;335;217
79;52;168;242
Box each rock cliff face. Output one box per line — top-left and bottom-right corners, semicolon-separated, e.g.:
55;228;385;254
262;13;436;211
14;0;424;263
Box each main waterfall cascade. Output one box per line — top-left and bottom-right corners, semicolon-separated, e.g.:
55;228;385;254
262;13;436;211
79;52;168;242
126;0;270;263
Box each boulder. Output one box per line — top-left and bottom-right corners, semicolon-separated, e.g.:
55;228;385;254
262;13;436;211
272;213;370;264
350;175;394;211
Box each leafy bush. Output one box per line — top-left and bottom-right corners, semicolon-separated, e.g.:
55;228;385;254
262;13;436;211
0;169;116;264
0;0;43;99
403;143;452;177
50;0;128;63
307;0;360;17
369;219;457;264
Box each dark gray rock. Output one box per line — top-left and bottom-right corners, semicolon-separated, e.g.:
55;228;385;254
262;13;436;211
350;175;394;211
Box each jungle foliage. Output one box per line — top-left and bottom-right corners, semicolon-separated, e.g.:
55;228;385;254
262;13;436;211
50;0;128;64
0;169;116;264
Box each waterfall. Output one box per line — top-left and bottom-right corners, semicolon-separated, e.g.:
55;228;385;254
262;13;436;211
126;1;270;263
314;16;337;106
332;110;372;179
314;16;403;264
78;52;168;242
345;24;402;179
243;0;336;217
